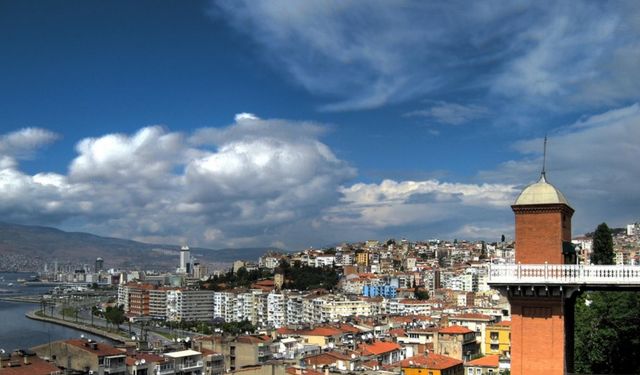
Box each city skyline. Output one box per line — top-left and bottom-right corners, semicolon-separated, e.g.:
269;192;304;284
1;1;639;249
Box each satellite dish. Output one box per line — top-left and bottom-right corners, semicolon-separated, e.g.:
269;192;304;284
131;336;136;340
140;359;146;364
80;334;85;339
135;360;140;366
351;354;356;359
185;337;191;342
0;349;5;354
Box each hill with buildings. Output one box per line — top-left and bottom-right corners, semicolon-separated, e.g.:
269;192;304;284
0;222;280;272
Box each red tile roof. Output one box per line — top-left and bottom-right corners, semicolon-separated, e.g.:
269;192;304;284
388;328;407;337
358;341;401;355
399;354;463;370
466;354;500;368
0;355;62;375
65;339;124;356
439;325;474;335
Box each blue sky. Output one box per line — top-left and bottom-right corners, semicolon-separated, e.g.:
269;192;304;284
1;0;639;249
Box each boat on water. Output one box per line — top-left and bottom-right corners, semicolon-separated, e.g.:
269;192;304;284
7;283;14;287
16;278;27;283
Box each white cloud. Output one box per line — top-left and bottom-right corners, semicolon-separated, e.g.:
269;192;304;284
405;102;489;125
1;103;637;247
234;112;260;122
212;1;640;111
0;117;355;248
479;103;640;233
322;179;517;240
0;128;59;159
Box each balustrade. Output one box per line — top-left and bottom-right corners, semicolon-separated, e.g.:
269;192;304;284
489;264;640;285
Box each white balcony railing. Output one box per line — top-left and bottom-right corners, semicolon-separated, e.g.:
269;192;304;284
175;360;203;370
489;264;640;285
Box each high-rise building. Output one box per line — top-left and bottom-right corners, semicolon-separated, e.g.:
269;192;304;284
95;257;104;273
178;245;191;275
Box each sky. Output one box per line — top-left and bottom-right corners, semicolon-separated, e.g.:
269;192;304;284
0;0;639;250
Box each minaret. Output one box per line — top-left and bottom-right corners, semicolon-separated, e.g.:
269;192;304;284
511;137;575;264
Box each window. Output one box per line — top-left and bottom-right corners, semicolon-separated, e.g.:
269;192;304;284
476;369;482;375
468;369;474;375
490;332;499;341
491;344;500;351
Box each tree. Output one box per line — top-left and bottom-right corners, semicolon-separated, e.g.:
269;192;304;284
479;241;487;260
591;223;614;265
574;222;640;373
414;287;429;300
575;291;640;373
104;305;126;329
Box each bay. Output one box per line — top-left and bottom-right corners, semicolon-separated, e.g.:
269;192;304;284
0;272;114;349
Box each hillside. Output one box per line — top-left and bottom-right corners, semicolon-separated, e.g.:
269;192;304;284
0;222;282;272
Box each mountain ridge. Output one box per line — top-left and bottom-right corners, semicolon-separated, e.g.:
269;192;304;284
0;222;284;272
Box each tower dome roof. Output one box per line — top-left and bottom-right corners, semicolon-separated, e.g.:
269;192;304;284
514;174;570;206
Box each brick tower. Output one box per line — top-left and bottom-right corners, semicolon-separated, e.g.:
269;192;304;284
509;168;576;375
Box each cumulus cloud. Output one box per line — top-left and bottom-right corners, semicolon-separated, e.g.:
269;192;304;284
321;179;517;242
0;118;355;248
0;127;58;159
1;103;636;247
211;1;640;113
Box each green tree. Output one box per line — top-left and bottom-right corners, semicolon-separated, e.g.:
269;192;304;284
479;241;487;260
104;305;126;329
591;222;614;265
575;291;640;373
414;287;429;300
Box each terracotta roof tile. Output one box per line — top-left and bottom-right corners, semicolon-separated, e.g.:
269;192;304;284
358;341;401;355
0;355;62;375
65;339;124;357
399;354;463;370
466;354;500;368
439;325;474;335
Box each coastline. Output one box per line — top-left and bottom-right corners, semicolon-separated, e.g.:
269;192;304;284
25;310;126;344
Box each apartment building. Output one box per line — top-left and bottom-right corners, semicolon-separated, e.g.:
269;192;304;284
164;350;204;375
167;289;215;322
484;321;511;357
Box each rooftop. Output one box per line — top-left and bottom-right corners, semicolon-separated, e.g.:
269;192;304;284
466;354;500;368
439;325;474;335
399;353;463;370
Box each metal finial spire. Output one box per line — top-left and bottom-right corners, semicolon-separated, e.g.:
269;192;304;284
541;135;547;180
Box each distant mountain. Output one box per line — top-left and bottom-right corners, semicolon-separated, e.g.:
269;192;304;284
0;222;283;271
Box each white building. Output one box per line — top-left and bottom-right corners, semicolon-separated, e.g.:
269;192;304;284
164;349;204;375
177;245;191;275
166;289;215;322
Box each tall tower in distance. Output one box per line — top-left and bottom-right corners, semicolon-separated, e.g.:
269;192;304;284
95;257;104;273
178;245;191;275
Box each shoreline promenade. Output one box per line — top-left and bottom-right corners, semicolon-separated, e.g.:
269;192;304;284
25;309;126;344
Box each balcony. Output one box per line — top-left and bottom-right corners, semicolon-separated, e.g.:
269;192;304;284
488;264;640;286
175;360;203;371
156;367;175;375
